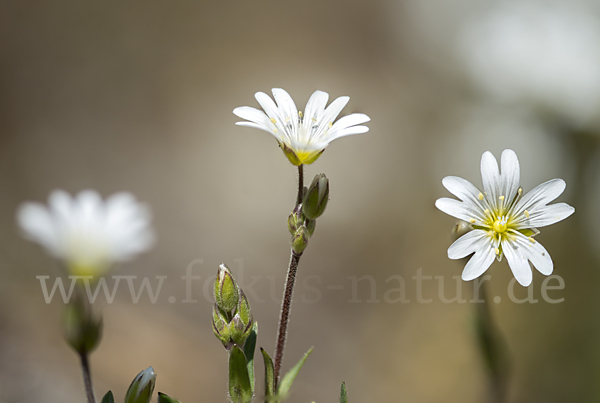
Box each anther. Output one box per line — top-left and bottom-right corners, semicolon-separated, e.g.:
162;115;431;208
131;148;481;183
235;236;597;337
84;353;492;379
478;193;484;200
524;210;530;218
270;118;277;125
469;218;476;224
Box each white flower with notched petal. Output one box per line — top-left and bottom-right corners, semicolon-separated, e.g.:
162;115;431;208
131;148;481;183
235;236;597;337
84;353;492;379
233;88;370;165
17;190;155;278
435;149;574;286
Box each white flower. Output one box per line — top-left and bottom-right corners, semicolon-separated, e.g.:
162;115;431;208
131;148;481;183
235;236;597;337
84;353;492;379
435;149;574;286
17;190;155;278
459;1;600;126
233;88;370;165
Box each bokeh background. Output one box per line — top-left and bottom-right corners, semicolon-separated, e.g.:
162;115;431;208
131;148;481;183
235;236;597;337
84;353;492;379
1;0;600;401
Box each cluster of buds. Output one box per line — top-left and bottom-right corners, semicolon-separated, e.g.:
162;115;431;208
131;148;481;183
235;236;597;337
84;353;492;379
288;173;329;255
212;264;254;349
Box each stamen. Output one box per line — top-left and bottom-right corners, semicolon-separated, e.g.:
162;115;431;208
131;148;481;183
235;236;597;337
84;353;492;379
518;187;523;195
311;117;317;123
270;118;277;125
328;122;333;128
484;209;489;215
524;210;530;218
298;111;303;118
494;247;500;255
499;195;505;201
528;237;536;243
478;193;484;200
285;117;291;123
469;218;476;224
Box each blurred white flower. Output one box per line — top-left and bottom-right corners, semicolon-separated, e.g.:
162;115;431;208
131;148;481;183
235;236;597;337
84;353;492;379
17;190;155;277
233;88;370;165
436;149;574;286
460;1;600;126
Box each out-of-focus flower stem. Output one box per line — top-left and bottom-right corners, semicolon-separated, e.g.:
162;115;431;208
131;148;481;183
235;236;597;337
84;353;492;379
274;164;304;389
79;351;96;403
474;281;509;403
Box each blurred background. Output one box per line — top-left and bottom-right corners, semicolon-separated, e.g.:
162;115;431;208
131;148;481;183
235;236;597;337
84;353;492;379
1;0;600;401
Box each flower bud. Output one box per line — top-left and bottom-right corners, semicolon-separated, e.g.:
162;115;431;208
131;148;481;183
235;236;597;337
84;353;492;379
62;294;103;354
237;290;252;327
287;205;305;235
230;290;253;346
302;174;329;220
215;264;239;313
125;367;156;403
212;304;232;348
305;219;316;237
292;225;309;255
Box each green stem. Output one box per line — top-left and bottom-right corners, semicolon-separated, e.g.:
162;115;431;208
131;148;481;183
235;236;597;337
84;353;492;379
474;282;509;403
79;351;96;403
273;164;304;390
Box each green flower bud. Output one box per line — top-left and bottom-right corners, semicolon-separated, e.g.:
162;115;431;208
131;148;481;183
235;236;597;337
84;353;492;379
302;173;329;220
229;290;253;346
305;219;316;237
62;294;103;354
215;264;239;313
287;205;305;235
212;304;232;348
125;367;156;403
292;225;309;255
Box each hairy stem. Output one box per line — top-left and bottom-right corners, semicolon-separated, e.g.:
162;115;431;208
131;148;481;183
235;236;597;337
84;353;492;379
79;351;96;403
273;165;304;389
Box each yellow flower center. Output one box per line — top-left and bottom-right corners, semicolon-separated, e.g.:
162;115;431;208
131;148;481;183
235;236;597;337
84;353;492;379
492;217;508;233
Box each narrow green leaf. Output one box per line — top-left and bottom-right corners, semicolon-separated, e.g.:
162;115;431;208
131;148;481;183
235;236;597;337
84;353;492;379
277;347;314;398
339;381;348;403
229;345;253;403
157;392;181;403
100;391;114;403
243;322;258;395
260;347;276;398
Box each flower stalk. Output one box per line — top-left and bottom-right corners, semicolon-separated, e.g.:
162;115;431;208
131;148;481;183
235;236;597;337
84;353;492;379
274;165;304;388
474;282;509;403
79;351;96;403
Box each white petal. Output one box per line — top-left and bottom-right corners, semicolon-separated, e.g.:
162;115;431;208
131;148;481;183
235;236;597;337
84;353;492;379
321;96;350;124
500;149;520;204
448;229;489;259
17;203;62;256
462;241;495;281
235;122;281;141
255;91;282;121
233;106;272;127
441;176;488;210
435;197;485;222
330;113;371;133
509;232;553;275
272;88;299;133
48;190;74;223
327;125;369;141
480;151;501;210
303;90;329;124
512;179;567;216
503;239;533;286
516;202;575;228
